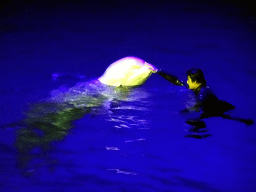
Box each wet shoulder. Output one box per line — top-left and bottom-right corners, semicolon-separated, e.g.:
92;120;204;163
199;86;218;102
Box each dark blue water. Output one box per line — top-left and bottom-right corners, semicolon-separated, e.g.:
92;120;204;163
1;1;256;191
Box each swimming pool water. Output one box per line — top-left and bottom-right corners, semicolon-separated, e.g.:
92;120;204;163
1;1;256;191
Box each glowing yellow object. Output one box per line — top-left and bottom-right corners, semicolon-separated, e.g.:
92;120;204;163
98;57;157;87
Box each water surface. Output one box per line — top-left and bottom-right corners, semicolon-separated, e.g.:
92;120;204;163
1;1;256;191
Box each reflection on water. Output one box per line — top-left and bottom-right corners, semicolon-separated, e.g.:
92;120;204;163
14;79;152;176
181;87;254;139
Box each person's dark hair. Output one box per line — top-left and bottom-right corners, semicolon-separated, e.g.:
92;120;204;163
186;68;206;86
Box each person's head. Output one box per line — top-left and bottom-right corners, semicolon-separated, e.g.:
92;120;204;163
186;68;206;90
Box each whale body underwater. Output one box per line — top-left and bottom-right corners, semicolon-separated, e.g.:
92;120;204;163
10;57;158;172
20;56;157;128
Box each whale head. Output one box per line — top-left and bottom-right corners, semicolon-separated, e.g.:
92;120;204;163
98;57;157;87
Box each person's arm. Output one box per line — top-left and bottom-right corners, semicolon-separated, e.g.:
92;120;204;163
157;70;185;86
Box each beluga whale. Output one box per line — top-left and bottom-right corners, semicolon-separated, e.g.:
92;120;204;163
6;56;158;129
7;57;158;172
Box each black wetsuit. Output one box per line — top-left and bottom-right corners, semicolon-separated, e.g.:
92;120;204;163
192;84;235;118
157;70;235;118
